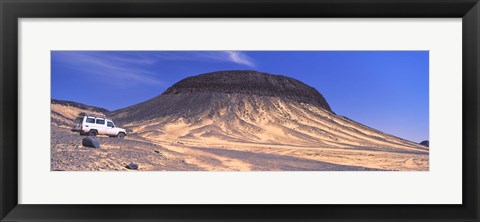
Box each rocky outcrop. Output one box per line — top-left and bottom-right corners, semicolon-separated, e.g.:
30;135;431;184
162;70;333;112
110;70;333;123
52;99;109;113
420;140;429;147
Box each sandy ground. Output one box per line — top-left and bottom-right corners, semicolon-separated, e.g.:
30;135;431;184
51;126;427;171
51;126;200;171
51;96;428;171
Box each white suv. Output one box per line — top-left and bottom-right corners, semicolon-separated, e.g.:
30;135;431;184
71;113;127;138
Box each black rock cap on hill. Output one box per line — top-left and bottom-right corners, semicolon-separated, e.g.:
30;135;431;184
51;99;110;113
420;140;429;147
162;70;333;113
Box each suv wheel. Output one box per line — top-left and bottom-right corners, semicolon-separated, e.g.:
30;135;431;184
88;130;97;137
117;132;126;139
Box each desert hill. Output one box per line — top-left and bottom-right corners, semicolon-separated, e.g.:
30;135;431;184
109;70;425;153
51;99;108;128
51;70;428;171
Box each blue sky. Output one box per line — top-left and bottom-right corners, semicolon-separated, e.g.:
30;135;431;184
51;51;429;142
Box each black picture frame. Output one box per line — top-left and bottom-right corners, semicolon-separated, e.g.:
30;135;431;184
1;0;479;221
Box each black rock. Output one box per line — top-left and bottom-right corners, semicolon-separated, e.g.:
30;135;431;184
163;70;333;112
420;140;429;147
126;163;138;170
51;99;110;113
82;137;100;148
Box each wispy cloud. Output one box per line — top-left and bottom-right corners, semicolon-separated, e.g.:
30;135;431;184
224;51;255;67
52;51;256;87
148;51;256;67
53;52;163;86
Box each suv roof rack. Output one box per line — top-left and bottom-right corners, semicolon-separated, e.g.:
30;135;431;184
78;112;107;118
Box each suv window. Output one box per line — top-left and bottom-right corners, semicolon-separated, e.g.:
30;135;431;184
96;119;105;125
86;117;95;123
107;121;114;128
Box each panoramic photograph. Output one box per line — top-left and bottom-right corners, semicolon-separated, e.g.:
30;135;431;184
51;51;429;171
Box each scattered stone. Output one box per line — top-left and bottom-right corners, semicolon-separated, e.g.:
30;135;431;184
82;137;100;148
125;163;138;170
154;150;160;154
